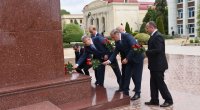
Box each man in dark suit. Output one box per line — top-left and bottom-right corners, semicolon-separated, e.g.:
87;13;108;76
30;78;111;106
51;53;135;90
89;25;122;89
73;35;108;86
144;21;173;107
73;43;91;75
103;29;144;100
116;26;137;92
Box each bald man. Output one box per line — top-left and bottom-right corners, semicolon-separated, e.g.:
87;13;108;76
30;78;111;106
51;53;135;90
116;25;125;33
88;25;122;89
116;25;140;95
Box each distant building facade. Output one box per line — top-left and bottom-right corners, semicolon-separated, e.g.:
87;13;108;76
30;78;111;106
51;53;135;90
61;14;84;29
83;0;154;35
168;0;200;37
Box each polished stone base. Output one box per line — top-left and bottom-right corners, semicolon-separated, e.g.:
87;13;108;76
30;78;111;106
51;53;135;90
9;101;61;110
0;73;91;110
59;85;130;110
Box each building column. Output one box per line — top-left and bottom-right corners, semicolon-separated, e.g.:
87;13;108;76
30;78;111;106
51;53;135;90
99;13;103;33
183;0;188;36
195;0;200;37
168;0;178;36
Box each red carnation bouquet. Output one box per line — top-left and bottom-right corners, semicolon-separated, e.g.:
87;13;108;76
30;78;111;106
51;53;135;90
132;44;145;54
64;62;74;74
103;38;115;52
86;58;101;70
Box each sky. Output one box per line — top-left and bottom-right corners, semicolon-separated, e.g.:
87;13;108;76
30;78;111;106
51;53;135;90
60;0;155;14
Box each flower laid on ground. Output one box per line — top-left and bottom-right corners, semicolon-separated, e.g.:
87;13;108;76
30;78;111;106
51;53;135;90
103;38;115;52
86;57;101;69
86;58;92;66
132;44;146;54
64;62;74;74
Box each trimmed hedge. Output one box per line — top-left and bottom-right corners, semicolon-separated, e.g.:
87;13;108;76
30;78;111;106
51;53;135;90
132;32;139;36
63;43;84;48
135;33;150;45
63;23;84;43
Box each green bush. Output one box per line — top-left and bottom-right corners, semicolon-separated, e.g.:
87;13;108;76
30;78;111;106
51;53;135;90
132;32;139;36
140;22;147;33
63;43;84;48
63;23;84;43
194;38;200;43
156;16;165;34
161;34;173;39
125;22;132;34
135;33;150;45
190;39;194;43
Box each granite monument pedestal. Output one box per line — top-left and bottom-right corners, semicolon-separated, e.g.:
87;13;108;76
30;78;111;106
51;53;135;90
0;0;91;109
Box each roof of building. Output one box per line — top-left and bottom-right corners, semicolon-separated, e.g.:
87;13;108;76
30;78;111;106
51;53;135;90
83;0;154;11
139;2;154;10
103;0;138;3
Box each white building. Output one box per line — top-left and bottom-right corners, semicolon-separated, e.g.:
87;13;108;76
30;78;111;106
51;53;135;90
61;14;84;28
168;0;200;37
83;0;154;35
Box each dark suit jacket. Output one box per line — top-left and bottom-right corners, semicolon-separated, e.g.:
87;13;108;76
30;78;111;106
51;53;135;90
109;33;144;63
77;36;108;66
75;48;84;63
146;31;168;71
91;33;103;38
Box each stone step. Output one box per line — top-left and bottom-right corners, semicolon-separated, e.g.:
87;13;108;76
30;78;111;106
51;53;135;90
58;86;130;110
9;101;61;110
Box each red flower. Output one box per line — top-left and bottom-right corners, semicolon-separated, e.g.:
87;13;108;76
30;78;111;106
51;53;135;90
132;45;136;48
65;67;67;73
87;58;91;61
135;44;141;48
86;61;92;65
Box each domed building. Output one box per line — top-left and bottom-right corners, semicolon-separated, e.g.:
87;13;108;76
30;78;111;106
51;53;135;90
83;0;154;35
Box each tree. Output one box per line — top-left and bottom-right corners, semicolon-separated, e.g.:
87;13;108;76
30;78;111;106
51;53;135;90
125;22;131;34
155;0;167;16
140;22;147;33
74;19;79;25
155;0;168;34
63;24;84;44
197;6;200;37
143;8;157;23
156;16;165;34
61;9;70;15
142;0;168;34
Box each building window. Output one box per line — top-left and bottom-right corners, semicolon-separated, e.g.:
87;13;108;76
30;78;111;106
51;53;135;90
177;25;183;34
70;19;73;23
177;9;183;19
177;0;183;3
188;7;195;18
188;24;195;34
189;35;195;37
80;19;82;23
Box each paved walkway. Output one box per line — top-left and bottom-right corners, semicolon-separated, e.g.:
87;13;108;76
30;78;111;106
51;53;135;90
64;38;200;110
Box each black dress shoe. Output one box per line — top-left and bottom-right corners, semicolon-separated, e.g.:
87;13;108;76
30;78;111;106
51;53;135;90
144;101;159;106
130;94;140;100
123;92;129;96
95;81;99;85
160;102;173;107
